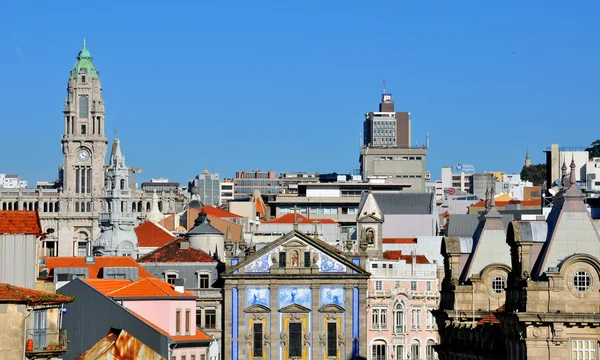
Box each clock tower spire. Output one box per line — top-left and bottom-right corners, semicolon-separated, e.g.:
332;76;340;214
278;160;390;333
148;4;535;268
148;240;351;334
61;40;108;226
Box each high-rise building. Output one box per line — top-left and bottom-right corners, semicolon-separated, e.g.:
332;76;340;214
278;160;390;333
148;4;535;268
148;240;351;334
363;92;411;147
359;91;427;191
219;178;235;205
233;170;281;199
189;172;220;206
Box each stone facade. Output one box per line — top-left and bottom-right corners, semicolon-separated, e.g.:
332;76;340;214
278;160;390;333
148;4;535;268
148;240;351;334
222;230;370;360
436;162;600;359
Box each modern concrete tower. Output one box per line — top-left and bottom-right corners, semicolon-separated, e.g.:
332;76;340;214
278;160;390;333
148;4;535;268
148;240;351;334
93;138;139;257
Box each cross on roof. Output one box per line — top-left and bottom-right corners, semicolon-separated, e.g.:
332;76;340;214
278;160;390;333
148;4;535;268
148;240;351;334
291;205;300;230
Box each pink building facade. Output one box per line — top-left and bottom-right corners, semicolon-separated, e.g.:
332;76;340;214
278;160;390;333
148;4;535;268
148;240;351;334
366;252;440;360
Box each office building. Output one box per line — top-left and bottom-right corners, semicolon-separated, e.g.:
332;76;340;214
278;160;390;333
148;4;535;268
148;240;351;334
189;172;221;206
233;170;281;199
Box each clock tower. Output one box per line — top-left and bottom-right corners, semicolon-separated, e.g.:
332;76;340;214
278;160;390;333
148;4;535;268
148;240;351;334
61;40;107;242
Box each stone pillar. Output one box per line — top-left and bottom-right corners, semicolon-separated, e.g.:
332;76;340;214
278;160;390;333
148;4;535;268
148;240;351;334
238;286;246;360
270;285;278;360
345;282;353;359
223;284;232;360
359;284;369;359
311;284;320;360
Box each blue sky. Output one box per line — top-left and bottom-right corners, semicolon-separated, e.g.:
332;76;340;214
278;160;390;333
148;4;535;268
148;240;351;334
1;1;599;185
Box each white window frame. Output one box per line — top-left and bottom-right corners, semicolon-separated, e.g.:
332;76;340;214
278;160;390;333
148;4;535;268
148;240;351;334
197;272;211;289
371;307;388;329
164;271;179;285
375;280;383;291
572;339;597;360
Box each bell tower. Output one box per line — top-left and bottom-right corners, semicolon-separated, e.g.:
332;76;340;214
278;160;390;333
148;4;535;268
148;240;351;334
61;39;108;215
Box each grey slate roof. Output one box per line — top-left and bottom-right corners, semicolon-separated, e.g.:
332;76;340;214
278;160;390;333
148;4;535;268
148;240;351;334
358;192;434;215
447;214;514;238
187;220;223;235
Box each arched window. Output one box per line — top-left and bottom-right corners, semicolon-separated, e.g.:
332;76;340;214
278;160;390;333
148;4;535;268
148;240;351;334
574;270;592;292
394;302;406;333
372;340;387;360
492;276;506;294
411;340;421;360
120;179;125;190
79;96;88;118
146;202;151;211
55;202;60;212
43;202;48;212
426;339;437;360
395;345;404;360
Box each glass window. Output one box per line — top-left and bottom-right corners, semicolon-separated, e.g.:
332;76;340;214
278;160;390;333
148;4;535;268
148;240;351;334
372;308;387;329
426;281;432;292
411;281;417;291
412;309;421;330
396;345;404;360
288;323;302;357
372;342;387;360
205;309;216;329
327;322;337;357
166;273;177;285
79;96;88;118
492;276;506;294
198;274;209;289
574;271;592;292
411;340;421;360
394;303;406;333
304;252;311;267
279;252;286;267
426;339;437;360
572;339;596;360
375;281;383;291
176;310;181;333
253;323;263;357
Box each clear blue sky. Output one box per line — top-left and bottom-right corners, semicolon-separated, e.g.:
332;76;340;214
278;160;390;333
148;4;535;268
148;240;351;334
1;1;599;185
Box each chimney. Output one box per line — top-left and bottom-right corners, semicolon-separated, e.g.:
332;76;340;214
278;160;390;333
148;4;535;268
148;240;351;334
179;241;189;250
174;278;185;293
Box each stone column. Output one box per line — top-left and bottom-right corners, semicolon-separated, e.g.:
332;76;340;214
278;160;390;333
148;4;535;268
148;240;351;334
359;284;369;359
270;285;278;360
224;284;233;360
312;284;320;360
238;286;246;360
345;282;353;359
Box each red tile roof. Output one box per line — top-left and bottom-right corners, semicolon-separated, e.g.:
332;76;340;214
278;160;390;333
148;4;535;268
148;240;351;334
477;304;505;325
252;196;268;219
137;238;217;263
135;221;176;247
383;238;417;244
0;211;42;236
84;277;196;298
264;213;338;224
40;256;154;281
382;250;429;264
201;205;242;218
0;283;73;305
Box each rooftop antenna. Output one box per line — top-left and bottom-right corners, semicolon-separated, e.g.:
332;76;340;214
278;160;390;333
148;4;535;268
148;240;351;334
383;80;386;94
426;132;430;149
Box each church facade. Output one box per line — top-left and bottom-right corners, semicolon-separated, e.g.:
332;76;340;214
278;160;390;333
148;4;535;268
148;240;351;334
222;230;370;360
0;41;185;257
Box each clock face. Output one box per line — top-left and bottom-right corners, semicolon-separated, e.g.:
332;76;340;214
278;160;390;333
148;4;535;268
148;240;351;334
78;149;90;161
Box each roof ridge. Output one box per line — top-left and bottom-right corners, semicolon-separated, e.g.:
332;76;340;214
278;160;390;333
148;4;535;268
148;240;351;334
137;237;182;261
144;277;173;296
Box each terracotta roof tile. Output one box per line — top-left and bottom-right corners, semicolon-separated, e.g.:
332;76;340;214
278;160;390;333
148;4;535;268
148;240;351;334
84;277;196;298
0;211;42;236
201;205;242;218
470;199;541;208
477;304;505;325
264;213;338;224
0;282;73;305
383;238;417;244
40;256;154;281
382;250;429;264
137;238;217;263
135;221;176;247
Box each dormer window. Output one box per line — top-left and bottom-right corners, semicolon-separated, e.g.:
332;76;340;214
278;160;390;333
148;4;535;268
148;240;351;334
492;276;506;294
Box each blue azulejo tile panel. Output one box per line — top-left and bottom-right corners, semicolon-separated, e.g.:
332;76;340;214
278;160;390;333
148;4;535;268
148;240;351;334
320;286;345;307
246;287;270;307
245;247;280;273
278;286;311;309
315;249;346;273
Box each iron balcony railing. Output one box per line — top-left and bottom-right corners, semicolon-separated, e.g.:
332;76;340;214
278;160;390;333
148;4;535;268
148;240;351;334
26;328;67;352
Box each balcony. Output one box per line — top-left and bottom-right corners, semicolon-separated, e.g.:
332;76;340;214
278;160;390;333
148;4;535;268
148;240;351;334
26;328;67;358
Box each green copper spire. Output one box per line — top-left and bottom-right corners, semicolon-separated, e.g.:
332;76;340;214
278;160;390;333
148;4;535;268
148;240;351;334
72;38;97;76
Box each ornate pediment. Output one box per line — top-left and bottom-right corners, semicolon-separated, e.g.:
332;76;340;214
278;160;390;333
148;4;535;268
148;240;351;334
318;304;345;313
244;304;271;313
283;239;307;248
279;303;311;313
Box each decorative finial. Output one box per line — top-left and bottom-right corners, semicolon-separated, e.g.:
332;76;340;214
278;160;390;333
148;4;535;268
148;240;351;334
569;156;577;186
484;188;490;210
489;188;496;208
194;210;208;227
83;37;87;49
313;219;320;240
